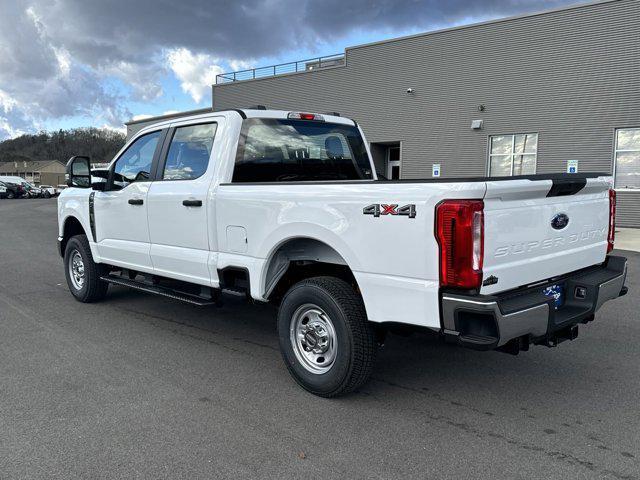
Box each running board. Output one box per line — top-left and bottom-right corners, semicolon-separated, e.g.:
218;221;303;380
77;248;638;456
100;276;218;306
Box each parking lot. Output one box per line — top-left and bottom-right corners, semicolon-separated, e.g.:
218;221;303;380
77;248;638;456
0;198;638;479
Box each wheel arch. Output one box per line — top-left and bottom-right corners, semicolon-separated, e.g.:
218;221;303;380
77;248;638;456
60;215;87;257
262;236;361;303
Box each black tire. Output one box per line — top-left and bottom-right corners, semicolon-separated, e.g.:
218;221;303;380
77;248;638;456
6;191;14;199
278;276;376;397
64;234;109;303
43;191;51;199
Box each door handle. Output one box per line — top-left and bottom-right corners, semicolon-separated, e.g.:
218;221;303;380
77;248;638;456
182;199;202;207
128;198;144;205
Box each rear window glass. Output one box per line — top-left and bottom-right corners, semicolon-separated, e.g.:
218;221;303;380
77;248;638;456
232;118;373;182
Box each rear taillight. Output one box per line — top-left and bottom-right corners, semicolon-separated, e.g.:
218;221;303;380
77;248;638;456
436;200;484;289
607;189;616;253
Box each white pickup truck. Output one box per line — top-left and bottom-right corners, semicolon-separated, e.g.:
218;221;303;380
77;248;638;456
58;108;628;397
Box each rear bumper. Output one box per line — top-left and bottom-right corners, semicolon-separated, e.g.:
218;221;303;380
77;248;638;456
441;255;628;352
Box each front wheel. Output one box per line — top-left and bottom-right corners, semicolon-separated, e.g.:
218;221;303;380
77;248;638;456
6;191;14;199
64;234;109;303
278;276;376;397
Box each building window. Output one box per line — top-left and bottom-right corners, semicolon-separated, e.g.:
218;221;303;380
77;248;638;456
614;128;640;190
488;133;538;176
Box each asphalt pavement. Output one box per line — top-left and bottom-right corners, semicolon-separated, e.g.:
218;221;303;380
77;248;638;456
0;199;638;479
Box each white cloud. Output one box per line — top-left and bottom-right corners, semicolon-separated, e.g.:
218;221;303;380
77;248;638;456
101;60;164;102
100;123;126;135
0;90;17;113
229;59;253;71
53;48;71;76
166;48;222;104
131;114;153;121
0;3;131;139
0;116;27;139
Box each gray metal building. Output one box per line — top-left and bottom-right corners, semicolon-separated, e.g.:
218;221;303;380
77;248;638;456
128;0;640;226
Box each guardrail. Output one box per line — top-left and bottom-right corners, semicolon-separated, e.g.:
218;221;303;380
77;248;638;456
216;54;344;84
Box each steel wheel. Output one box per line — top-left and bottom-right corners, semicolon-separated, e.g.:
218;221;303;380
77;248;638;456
289;303;338;374
68;249;85;290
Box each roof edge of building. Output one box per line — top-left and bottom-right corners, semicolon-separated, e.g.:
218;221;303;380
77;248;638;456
125;107;213;126
346;0;618;52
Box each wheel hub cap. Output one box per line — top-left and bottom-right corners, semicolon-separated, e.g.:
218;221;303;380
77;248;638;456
69;250;85;289
290;304;337;374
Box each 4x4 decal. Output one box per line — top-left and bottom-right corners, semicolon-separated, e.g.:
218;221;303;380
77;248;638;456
363;204;416;218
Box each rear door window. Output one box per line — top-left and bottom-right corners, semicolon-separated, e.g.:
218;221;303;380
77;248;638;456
162;123;218;180
232;119;373;182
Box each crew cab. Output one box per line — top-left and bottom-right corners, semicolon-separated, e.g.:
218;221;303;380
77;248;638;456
57;108;627;397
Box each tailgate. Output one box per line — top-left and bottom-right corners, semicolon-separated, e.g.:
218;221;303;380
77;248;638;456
481;175;612;295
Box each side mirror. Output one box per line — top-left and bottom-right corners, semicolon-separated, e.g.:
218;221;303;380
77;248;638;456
91;180;106;191
65;156;92;188
90;168;109;191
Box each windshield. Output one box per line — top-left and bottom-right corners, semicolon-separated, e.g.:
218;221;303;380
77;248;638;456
232;118;373;182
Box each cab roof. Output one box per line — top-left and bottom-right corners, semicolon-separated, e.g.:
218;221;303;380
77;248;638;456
132;108;356;135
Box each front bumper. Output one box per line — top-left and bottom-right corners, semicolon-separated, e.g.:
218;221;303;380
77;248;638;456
441;255;628;352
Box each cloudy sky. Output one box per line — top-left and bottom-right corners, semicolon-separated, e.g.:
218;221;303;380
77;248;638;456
0;0;578;139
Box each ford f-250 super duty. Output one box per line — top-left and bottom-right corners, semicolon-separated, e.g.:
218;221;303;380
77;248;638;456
58;108;628;397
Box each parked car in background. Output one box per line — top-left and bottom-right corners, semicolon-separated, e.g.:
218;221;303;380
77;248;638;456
25;183;43;198
39;185;57;198
0;176;30;198
0;180;24;199
57;184;67;192
0;176;26;186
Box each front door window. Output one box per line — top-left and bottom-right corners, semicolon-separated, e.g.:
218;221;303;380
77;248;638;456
112;130;161;188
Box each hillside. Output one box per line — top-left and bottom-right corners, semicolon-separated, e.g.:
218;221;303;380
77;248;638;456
0;128;126;165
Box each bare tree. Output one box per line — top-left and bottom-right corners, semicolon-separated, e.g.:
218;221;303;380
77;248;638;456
0;128;126;165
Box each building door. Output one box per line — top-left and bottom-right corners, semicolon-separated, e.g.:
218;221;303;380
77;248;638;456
386;146;401;179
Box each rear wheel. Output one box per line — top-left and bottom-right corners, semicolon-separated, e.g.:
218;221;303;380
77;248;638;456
278;276;376;397
64;234;109;303
43;191;51;199
6;191;14;199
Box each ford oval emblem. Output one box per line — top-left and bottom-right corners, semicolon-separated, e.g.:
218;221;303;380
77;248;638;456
551;213;570;230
